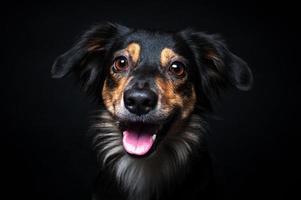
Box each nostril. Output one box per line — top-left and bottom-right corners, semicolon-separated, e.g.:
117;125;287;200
142;98;153;108
125;97;135;107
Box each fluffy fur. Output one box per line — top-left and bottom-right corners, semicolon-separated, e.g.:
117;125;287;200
91;110;206;200
51;22;253;200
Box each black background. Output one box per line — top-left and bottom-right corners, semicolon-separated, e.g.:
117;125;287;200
3;1;300;199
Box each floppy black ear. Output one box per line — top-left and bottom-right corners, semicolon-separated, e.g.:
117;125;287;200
179;30;253;97
51;22;129;91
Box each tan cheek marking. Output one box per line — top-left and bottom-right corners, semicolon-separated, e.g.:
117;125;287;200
160;48;177;67
126;43;141;64
111;77;128;105
181;86;196;119
102;80;114;114
156;77;196;119
102;77;133;115
156;77;183;111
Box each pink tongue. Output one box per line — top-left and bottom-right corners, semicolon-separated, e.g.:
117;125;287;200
122;130;154;156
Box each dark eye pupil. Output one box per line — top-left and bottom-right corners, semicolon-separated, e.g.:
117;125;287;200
171;64;181;72
119;59;126;66
114;56;128;71
117;59;127;68
170;62;185;77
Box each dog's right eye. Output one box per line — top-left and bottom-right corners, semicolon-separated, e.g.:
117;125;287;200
113;56;129;72
169;61;186;78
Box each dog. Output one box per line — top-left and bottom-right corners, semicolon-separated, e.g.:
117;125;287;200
51;22;253;200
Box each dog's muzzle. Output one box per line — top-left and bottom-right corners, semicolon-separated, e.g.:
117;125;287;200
121;84;159;156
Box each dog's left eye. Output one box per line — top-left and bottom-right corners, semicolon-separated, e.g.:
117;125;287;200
113;56;129;72
169;61;186;78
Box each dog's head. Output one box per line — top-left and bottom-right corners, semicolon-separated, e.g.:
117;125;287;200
52;22;252;198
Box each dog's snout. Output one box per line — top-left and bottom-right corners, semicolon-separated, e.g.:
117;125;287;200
124;89;158;115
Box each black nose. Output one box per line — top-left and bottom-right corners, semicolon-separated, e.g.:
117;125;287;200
124;89;158;115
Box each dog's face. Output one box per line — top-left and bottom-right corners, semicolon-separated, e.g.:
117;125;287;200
101;32;199;156
52;22;252;199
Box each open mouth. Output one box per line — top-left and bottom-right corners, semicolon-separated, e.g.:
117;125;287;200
121;123;160;156
119;116;175;156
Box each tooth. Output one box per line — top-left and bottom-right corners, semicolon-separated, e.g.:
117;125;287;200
152;134;157;141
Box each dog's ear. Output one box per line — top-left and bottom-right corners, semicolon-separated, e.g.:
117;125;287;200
179;30;253;97
51;22;130;91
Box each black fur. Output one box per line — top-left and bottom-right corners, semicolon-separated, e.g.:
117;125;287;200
52;22;253;200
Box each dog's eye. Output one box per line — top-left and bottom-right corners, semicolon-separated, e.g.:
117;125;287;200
113;56;128;72
169;61;186;78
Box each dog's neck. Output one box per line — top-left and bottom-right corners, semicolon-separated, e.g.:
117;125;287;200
91;109;210;200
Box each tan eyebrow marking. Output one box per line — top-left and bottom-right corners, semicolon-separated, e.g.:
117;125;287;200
126;43;141;64
160;48;178;66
